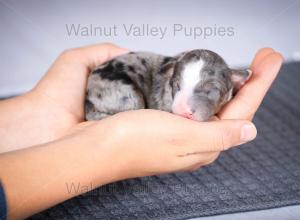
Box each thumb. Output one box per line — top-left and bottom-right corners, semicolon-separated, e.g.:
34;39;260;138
191;119;257;152
59;43;129;71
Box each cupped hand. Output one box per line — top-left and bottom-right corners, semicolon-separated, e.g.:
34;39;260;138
25;43;128;144
64;109;257;177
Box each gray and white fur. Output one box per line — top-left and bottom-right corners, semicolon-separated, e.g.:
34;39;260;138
85;49;250;121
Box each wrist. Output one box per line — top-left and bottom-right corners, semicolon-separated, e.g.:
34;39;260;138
63;120;130;185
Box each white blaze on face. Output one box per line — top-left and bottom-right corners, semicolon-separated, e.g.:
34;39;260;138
172;59;205;118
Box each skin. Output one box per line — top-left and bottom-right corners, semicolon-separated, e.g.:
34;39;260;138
0;43;282;219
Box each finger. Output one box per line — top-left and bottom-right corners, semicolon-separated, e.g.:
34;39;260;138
76;43;129;70
174;119;257;153
250;47;275;70
199;120;257;151
219;52;283;120
35;43;129;105
58;43;129;71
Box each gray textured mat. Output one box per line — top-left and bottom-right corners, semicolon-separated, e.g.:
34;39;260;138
30;62;300;220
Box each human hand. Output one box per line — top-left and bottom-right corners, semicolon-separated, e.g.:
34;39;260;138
66;109;257;176
25;43;128;145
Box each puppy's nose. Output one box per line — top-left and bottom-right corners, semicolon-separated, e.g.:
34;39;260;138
182;112;193;119
173;103;193;119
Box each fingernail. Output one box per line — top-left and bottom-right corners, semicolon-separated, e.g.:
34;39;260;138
240;123;257;142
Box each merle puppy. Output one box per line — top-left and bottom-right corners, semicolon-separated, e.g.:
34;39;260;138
85;50;250;121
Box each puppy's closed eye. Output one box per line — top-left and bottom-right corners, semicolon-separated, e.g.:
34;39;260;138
207;89;220;100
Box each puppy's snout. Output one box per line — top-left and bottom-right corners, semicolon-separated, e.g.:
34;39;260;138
171;96;194;119
173;102;193;119
172;98;213;121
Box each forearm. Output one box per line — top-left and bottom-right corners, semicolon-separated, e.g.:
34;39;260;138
0;93;36;152
0;129;122;219
0;92;75;153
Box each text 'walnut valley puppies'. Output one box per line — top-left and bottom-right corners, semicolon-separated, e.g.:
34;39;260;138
85;50;251;121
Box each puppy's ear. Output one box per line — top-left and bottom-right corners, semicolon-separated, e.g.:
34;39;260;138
160;61;175;76
159;57;177;78
230;69;252;93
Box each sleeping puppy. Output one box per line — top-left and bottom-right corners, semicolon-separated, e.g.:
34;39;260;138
85;49;251;121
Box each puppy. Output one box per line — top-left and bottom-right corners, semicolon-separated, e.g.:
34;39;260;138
85;49;250;121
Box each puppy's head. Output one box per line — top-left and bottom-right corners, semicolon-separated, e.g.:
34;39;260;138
169;49;250;121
